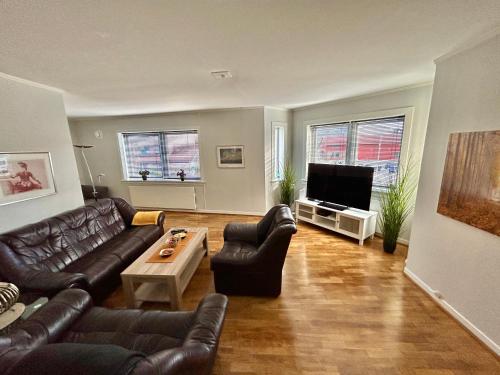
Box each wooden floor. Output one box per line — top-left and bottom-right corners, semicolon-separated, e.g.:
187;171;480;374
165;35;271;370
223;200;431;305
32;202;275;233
104;212;499;374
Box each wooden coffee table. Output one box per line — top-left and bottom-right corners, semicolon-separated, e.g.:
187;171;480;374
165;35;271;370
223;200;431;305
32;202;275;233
121;227;208;310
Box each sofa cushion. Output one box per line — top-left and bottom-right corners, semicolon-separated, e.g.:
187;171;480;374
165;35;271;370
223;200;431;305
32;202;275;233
0;218;79;274
0;199;126;277
62;226;159;288
58;200;126;256
127;225;162;248
63;250;124;289
211;241;259;272
61;307;193;354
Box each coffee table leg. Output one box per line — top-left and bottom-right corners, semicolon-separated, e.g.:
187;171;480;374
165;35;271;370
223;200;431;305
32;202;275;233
122;276;136;308
168;277;182;310
203;232;209;256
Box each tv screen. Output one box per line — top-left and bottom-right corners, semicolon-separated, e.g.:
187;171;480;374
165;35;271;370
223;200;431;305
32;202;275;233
306;163;374;211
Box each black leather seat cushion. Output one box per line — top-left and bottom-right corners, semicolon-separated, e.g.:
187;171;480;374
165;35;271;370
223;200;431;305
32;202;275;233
64;226;160;288
61;307;193;354
127;225;162;248
63;249;124;289
211;241;258;272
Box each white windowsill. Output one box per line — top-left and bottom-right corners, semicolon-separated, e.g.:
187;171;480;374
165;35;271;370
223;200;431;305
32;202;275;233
121;179;206;185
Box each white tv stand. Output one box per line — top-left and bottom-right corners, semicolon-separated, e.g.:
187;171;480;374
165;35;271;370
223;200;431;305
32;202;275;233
295;198;377;245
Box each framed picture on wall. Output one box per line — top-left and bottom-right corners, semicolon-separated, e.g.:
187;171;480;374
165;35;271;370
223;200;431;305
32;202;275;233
217;145;245;168
0;152;56;206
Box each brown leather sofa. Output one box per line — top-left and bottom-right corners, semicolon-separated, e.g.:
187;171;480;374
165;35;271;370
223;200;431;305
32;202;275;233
0;198;165;301
210;204;297;297
0;288;228;375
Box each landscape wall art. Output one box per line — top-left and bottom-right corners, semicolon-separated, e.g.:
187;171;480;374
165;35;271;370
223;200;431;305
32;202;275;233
437;130;500;236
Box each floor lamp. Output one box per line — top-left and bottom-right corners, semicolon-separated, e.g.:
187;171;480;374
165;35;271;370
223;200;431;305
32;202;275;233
73;144;97;201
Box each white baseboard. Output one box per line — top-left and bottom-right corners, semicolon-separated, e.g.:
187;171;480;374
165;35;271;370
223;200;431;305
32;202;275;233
161;208;266;216
404;267;499;356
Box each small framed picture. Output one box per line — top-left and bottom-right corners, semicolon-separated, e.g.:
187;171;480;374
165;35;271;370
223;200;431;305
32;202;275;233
217;145;245;168
0;152;56;206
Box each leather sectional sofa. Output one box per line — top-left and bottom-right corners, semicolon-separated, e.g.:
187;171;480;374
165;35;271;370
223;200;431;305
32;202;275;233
0;288;228;374
0;198;165;301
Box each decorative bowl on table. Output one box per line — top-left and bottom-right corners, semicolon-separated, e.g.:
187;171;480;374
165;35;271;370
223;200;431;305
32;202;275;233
165;237;178;248
173;232;187;240
159;248;175;258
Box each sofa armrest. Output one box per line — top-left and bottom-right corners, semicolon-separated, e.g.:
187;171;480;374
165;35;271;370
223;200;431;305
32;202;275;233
131;345;212;375
4;289;93;349
223;222;258;244
113;198;165;234
131;293;228;375
185;293;228;346
157;211;166;235
22;270;88;294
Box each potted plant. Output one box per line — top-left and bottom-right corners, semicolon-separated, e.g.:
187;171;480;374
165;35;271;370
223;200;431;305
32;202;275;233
279;161;296;207
177;169;186;181
378;162;416;253
139;170;150;181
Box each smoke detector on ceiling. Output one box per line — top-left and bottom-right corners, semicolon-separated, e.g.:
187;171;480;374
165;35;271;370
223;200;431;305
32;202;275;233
211;70;232;79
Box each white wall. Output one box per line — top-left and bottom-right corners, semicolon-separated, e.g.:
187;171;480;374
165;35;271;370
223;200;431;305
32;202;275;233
292;84;433;241
69;108;267;214
0;74;83;233
264;107;292;210
405;34;500;354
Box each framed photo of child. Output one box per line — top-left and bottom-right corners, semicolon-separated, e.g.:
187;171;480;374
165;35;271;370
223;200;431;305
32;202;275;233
0;152;56;206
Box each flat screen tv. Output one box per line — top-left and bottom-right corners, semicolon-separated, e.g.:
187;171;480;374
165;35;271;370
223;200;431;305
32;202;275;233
306;163;374;211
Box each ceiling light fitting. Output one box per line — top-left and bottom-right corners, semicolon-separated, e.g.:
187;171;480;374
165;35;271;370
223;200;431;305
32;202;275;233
211;70;232;79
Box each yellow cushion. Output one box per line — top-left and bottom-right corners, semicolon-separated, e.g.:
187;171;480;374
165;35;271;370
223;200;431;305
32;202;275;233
131;211;162;226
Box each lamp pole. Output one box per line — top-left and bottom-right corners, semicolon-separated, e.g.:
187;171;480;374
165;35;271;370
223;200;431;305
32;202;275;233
73;145;97;201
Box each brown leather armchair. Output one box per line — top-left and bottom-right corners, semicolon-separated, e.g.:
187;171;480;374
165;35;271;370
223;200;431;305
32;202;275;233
0;289;228;375
0;198;165;301
210;204;297;297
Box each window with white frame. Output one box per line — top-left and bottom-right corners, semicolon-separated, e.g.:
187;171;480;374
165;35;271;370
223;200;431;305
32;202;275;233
119;130;201;180
307;115;405;188
272;124;285;180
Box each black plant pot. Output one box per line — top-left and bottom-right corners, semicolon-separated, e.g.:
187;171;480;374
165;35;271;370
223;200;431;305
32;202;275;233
141;175;147;181
180;176;185;182
383;239;397;254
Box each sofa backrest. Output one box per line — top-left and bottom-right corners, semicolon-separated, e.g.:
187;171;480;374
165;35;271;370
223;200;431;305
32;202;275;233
254;205;297;268
257;205;296;242
0;199;126;276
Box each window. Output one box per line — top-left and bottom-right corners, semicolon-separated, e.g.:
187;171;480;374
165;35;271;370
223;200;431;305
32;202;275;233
272;124;285;180
120;130;201;180
308;115;405;188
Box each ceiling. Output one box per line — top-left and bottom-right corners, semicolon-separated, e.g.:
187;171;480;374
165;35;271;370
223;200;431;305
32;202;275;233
1;1;499;117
